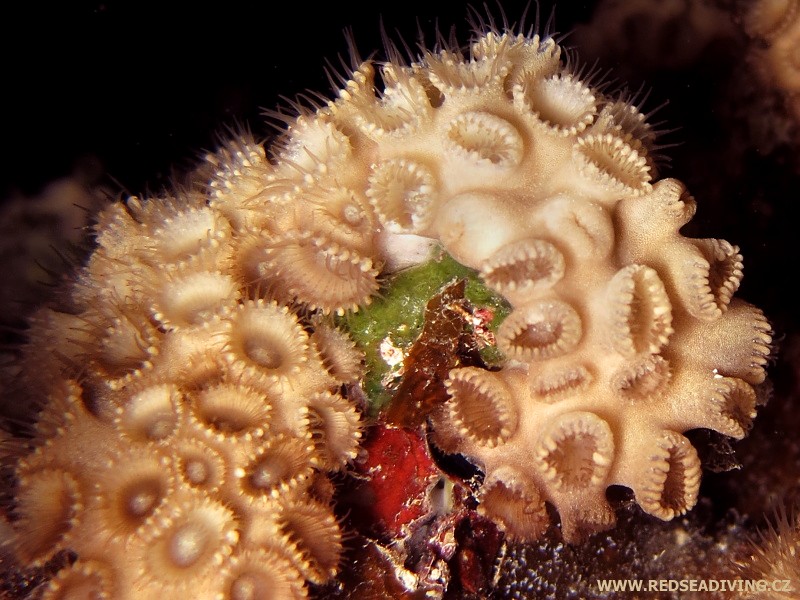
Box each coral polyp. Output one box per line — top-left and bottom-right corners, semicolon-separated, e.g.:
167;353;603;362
1;10;771;598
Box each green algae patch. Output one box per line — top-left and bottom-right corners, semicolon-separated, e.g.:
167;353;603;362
340;250;511;415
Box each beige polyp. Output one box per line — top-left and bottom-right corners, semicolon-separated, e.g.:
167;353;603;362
273;116;352;182
23;384;121;475
592;100;657;152
93;309;161;384
309;320;365;385
145;205;231;268
136;495;238;590
206;133;272;227
701;239;745;303
223;300;310;387
12;467;83;564
445;111;525;168
221;548;308;600
558;502;617;543
444;367;518;448
497;299;583;361
151;269;240;330
236;503;287;551
540;195;615;260
653;366;757;439
366;158;437;235
739;509;800;600
258;232;380;315
91;201;144;261
174;415;261;494
191;383;272;440
180;394;274;464
226;181;297;236
480;238;565;302
370;63;433;132
534;411;614;492
16;309;94;395
501;34;562;83
435;191;522;266
89;449;176;541
424;44;511;95
605;264;673;356
668;299;772;385
678;238;743;320
615;179;697;255
231;228;275;290
305;390;362;470
277;499;344;585
152;322;228;388
514;73;597;136
113;383;182;442
235;434;317;503
616;203;745;317
646;178;698;230
428;408;467;456
40;559;116;600
173;436;227;495
294;185;378;255
611;355;671;403
633;431;701;521
478;468;549;540
573;133;653;196
334;62;433;139
706;377;758;440
529;363;593;402
5;22;774;585
127;191;202;227
31;379;93;442
73;251;153;317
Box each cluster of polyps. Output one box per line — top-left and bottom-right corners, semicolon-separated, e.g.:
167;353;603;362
6;165;366;597
330;30;768;541
2;23;771;598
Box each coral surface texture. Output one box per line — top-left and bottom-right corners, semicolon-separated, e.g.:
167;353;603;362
2;25;771;599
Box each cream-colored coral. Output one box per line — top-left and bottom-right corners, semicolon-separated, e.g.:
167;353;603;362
5;184;362;597
330;29;767;542
2;17;770;597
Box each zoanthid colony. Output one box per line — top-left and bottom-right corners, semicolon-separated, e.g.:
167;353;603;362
2;18;770;599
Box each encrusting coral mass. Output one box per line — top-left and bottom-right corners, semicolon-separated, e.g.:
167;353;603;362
1;17;772;600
